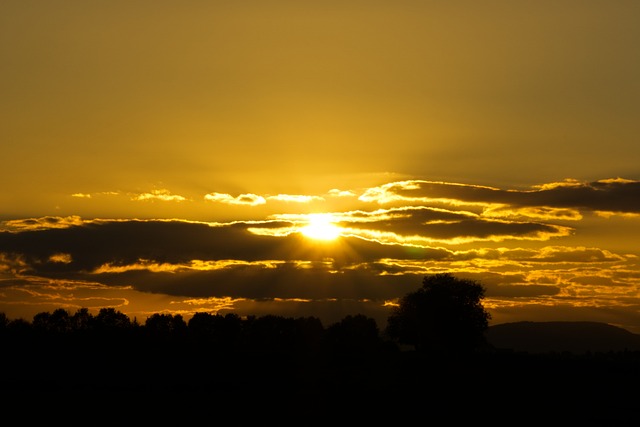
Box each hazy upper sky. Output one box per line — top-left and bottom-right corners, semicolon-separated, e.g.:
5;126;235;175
2;1;640;333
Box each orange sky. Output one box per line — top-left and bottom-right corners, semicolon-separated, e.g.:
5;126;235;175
1;1;640;332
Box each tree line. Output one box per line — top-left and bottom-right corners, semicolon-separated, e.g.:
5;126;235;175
0;273;491;356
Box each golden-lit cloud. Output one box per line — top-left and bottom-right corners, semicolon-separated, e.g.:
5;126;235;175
269;205;572;246
0;253;29;274
92;259;284;274
483;206;583;221
204;192;266;206
180;296;244;311
595;211;640;219
359;180;500;208
71;191;121;199
0;216;85;232
359;178;640;214
532;179;586;191
131;189;188;202
49;253;72;264
327;189;356;198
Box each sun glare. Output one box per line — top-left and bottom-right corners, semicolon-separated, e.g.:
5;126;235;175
301;214;342;241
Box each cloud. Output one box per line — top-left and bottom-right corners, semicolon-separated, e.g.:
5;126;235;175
273;206;571;245
131;189;188;202
70;191;120;199
0;217;632;297
0;216;85;232
359;178;640;215
340;206;572;245
327;189;356;197
49;253;73;264
203;192;324;205
204;192;267;206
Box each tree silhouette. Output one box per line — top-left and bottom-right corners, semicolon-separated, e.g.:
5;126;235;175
188;312;243;350
144;313;187;339
94;307;134;332
323;314;382;355
71;307;93;334
33;308;73;335
386;273;491;355
242;314;310;354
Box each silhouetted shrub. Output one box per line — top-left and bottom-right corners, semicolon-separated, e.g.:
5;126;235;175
386;273;491;355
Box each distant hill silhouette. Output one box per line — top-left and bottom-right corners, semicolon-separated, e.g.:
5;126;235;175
486;321;640;354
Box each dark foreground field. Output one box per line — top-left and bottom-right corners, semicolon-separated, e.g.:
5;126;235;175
2;340;639;426
2;315;640;424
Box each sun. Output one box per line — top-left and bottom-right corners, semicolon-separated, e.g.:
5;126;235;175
301;214;342;241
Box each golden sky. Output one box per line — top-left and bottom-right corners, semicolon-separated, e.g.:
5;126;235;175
2;1;640;332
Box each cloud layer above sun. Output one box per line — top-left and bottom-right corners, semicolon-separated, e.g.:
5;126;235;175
1;177;639;333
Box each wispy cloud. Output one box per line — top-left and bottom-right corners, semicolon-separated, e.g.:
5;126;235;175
327;189;356;198
204;192;267;206
0;216;85;232
131;189;188;202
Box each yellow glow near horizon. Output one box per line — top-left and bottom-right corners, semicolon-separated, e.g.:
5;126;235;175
301;214;342;241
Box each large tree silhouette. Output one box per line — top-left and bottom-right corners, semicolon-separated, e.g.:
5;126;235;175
385;273;491;355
